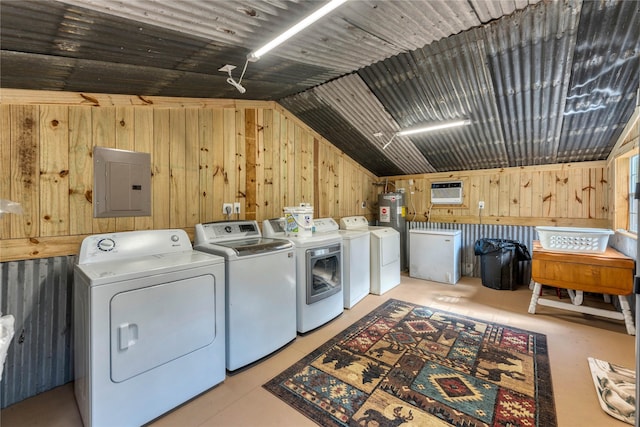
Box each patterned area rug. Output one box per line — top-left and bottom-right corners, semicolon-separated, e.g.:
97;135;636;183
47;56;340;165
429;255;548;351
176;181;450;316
264;299;556;426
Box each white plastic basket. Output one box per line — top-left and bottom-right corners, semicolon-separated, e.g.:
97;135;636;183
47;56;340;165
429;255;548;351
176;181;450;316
535;226;614;253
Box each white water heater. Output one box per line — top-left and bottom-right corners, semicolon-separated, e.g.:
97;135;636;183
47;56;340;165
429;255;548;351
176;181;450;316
378;192;407;270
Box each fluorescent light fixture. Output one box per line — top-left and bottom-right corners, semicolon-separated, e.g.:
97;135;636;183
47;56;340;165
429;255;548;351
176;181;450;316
383;119;471;149
222;0;347;93
247;0;348;62
397;120;471;136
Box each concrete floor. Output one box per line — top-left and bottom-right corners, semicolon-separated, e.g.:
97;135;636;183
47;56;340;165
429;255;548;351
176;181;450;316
1;274;635;426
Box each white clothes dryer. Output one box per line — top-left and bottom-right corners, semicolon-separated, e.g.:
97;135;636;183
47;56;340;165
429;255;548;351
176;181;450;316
340;216;401;295
263;218;344;333
338;228;370;308
194;220;296;371
74;229;225;427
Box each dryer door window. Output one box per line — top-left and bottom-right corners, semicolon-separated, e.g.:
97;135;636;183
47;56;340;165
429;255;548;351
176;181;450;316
110;274;216;382
305;244;341;304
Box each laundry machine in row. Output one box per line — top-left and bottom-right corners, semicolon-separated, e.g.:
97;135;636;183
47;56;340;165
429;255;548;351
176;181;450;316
74;229;225;427
340;216;401;295
195;220;296;371
263;218;344;333
338;227;370;308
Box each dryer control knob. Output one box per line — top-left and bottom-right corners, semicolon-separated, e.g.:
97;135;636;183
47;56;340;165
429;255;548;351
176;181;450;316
97;238;115;251
171;234;179;242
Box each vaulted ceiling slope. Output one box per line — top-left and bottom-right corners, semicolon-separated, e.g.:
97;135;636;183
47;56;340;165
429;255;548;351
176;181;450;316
1;0;638;176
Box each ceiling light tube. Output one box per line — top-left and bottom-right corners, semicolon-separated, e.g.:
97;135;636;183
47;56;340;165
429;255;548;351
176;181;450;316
397;120;471;137
382;119;471;150
247;0;348;62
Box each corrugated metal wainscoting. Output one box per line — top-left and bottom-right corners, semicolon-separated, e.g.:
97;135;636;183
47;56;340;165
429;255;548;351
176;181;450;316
407;222;535;281
0;256;75;408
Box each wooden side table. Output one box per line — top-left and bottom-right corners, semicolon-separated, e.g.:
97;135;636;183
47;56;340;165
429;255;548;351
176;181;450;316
528;241;636;335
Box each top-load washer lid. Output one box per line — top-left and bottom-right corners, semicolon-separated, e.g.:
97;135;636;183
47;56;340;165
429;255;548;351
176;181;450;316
212;237;292;256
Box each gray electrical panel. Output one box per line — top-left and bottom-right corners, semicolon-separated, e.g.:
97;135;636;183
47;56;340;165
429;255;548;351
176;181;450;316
93;147;151;218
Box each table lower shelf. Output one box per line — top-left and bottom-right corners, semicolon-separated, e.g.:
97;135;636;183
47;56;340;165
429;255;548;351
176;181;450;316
528;282;635;335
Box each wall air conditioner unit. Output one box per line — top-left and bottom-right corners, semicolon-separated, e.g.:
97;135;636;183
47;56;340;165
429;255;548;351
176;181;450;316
431;181;463;204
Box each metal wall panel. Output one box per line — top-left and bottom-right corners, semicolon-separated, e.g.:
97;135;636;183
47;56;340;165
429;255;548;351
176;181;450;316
279;90;405;177
361;27;511;171
558;0;640;163
358;0;585;172
0;256;75;408
486;0;581;166
281;74;437;176
57;0;523;70
314;75;437;174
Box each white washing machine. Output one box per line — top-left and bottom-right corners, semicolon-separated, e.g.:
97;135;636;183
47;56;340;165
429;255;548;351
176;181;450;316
194;220;296;371
340;216;401;295
74;229;225;427
338;228;370;308
263;218;344;333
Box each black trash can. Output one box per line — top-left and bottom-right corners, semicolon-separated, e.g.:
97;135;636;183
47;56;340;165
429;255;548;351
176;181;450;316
474;239;531;290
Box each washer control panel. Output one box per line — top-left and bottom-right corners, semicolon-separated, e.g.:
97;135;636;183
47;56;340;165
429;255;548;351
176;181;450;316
340;216;370;230
196;220;261;242
313;218;339;233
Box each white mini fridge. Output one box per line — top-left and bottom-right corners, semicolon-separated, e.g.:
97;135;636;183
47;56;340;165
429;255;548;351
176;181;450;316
409;229;462;284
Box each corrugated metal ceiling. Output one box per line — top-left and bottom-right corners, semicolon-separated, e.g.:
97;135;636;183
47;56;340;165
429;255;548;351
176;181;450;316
1;0;638;176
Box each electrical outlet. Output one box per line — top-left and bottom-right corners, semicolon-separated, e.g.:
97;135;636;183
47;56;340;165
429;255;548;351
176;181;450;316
361;201;366;209
233;202;241;214
478;201;485;209
223;203;232;215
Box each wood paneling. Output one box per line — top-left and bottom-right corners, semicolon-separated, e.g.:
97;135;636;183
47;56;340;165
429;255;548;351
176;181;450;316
39;105;69;237
211;109;225;222
185;109;200;227
607;108;638;231
114;106;135;232
169;108;187;228
91;107;116;233
2;88;630;261
0;90;377;261
133;108;154;231
391;162;610;228
10;105;39;239
152;109;171;230
68;106;93;235
1;104;11;238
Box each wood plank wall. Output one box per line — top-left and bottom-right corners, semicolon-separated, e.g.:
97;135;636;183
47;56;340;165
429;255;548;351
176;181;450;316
2;90;634;262
383;161;610;228
0;90;377;261
608;107;639;231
